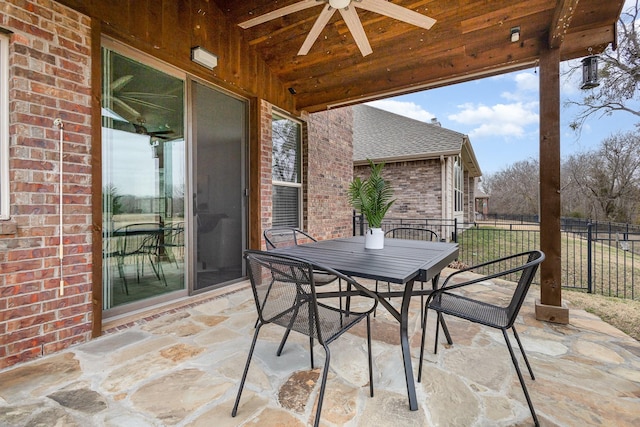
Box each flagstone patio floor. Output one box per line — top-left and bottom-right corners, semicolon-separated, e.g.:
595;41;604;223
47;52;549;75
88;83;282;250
1;269;639;426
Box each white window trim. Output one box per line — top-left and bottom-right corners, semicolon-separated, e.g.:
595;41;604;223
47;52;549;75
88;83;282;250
0;33;10;220
454;156;464;213
271;111;303;228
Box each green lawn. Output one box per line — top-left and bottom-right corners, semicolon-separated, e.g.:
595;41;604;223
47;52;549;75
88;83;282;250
457;225;640;300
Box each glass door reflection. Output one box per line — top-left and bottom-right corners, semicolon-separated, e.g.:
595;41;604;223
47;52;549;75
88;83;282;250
102;46;186;312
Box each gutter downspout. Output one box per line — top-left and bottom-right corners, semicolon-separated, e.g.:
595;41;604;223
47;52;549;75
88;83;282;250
440;155;446;240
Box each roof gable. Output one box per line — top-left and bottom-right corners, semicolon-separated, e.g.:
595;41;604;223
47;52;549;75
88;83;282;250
353;104;465;161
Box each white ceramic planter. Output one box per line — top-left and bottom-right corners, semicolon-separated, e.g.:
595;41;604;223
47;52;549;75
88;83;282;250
365;227;384;249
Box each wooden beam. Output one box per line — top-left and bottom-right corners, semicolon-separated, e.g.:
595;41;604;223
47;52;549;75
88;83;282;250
549;0;581;49
537;44;569;323
90;17;103;338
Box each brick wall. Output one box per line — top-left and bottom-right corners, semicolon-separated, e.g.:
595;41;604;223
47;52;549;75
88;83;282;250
258;103;353;245
305;108;353;240
258;100;273;250
354;159;443;219
0;0;92;369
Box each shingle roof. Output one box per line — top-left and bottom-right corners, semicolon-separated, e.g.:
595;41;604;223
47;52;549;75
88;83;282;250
353;104;467;162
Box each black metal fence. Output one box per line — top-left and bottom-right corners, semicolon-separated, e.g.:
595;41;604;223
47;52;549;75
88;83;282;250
353;212;640;300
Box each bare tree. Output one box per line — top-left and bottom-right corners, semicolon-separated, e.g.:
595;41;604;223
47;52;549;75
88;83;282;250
483;159;539;215
565;131;640;222
565;0;640;130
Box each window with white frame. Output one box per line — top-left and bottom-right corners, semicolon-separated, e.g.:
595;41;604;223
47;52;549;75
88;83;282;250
454;156;463;213
0;33;9;220
272;113;301;227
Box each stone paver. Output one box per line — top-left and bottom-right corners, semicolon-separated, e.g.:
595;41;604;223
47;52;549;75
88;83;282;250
1;273;639;426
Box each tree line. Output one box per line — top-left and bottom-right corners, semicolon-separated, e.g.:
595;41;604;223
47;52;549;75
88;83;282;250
483;1;640;224
482;131;640;223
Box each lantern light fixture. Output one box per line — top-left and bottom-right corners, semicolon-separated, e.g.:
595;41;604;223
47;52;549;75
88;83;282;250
581;51;599;90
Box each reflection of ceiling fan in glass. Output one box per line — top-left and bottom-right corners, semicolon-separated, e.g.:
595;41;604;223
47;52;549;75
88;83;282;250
239;0;436;57
105;75;177;139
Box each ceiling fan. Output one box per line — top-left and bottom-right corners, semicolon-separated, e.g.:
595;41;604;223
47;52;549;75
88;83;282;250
239;0;436;57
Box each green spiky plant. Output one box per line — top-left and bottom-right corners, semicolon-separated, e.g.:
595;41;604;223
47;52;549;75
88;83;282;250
348;159;395;229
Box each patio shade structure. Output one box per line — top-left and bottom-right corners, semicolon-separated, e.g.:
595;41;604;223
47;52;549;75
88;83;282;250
56;0;625;323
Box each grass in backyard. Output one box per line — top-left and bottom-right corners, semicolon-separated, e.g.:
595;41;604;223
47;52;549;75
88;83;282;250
562;288;640;341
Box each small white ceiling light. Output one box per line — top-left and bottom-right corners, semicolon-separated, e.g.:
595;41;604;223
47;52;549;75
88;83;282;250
329;0;351;9
191;46;218;70
510;27;520;43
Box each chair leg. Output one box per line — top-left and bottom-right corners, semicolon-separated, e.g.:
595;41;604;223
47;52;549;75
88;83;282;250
116;258;129;295
366;314;374;397
313;343;331;427
277;304;300;357
420;281;424;326
232;323;262;417
502;329;539;427
512;326;535;379
418;305;430;382
434;312;442;354
373;280;379;317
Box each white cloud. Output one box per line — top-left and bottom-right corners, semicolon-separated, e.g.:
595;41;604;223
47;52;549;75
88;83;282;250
514;72;538;92
366;99;435;122
501;72;538;101
448;102;539;139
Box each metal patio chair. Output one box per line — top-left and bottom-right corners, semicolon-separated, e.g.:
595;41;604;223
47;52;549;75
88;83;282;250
264;227;343;296
375;227;440;320
418;250;545;426
116;223;167;290
232;250;378;427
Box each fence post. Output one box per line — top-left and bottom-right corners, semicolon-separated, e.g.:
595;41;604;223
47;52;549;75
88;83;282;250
587;223;593;294
359;213;364;236
352;210;356;236
453;218;458;243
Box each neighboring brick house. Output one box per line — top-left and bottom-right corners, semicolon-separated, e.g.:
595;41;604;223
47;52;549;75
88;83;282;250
352;105;482;236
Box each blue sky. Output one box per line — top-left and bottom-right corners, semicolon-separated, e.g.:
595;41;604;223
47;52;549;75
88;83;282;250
366;1;638;176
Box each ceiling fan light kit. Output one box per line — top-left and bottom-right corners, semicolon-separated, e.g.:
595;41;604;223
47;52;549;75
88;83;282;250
329;0;351;9
239;0;437;57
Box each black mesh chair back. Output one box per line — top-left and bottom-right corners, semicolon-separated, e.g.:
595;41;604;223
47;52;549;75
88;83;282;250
385;227;439;241
263;227;338;290
263;227;318;250
418;250;545;426
233;250;378;427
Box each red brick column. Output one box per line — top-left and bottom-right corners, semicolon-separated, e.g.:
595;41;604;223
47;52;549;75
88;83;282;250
0;0;92;369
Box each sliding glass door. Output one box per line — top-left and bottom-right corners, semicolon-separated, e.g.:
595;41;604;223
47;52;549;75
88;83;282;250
192;82;247;292
101;43;248;316
102;44;186;313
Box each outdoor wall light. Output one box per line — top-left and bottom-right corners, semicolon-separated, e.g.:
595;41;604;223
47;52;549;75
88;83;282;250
191;46;218;70
510;27;520;43
581;54;599;90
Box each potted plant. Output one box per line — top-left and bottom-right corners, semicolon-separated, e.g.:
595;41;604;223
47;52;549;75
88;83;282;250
348;159;395;249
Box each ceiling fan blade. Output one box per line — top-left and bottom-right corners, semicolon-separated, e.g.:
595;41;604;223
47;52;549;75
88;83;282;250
109;96;141;121
339;6;372;57
356;0;436;30
298;4;336;55
110;75;134;92
239;0;322;29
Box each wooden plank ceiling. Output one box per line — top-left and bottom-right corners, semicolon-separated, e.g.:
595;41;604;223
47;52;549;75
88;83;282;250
214;0;624;113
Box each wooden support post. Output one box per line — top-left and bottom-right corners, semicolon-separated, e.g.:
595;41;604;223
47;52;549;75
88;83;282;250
537;45;569;324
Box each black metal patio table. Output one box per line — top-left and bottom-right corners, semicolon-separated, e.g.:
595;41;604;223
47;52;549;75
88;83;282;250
272;235;459;411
